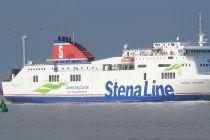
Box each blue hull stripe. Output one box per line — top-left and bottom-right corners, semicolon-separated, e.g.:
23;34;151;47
5;95;210;103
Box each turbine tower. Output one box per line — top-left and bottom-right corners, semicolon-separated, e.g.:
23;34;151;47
198;12;207;46
8;26;42;67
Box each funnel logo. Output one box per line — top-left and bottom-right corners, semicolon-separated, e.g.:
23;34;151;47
58;45;63;58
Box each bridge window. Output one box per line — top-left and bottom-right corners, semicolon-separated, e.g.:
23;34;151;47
186;50;188;54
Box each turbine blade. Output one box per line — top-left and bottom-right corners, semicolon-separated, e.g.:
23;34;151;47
25;25;38;37
8;28;22;37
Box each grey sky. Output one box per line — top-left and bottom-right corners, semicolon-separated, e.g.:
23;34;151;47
0;0;210;76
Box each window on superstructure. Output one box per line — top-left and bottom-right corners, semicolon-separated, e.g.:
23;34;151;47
138;65;146;68
172;73;175;79
161;72;175;79
70;74;81;82
144;73;147;80
49;75;51;82
186;50;188;54
158;64;170;67
57;75;59;82
33;75;38;82
129;65;134;70
52;75;56;82
49;75;59;82
127;52;130;57
161;73;164;79
79;75;81;81
169;73;172;79
76;75;79;81
70;75;73;81
72;75;75;81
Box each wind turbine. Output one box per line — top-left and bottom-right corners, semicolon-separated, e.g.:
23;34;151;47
8;26;42;67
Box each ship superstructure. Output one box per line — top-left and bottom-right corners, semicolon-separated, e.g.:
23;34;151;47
2;14;210;102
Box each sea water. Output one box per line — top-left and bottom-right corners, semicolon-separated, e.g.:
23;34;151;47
0;101;210;140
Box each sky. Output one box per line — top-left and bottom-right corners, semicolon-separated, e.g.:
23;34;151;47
0;0;210;77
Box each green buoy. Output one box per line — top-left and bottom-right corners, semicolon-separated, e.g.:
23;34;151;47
0;99;8;112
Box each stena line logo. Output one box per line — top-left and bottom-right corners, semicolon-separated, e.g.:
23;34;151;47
105;80;174;97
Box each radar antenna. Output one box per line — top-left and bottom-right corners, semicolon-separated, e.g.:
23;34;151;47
198;12;207;46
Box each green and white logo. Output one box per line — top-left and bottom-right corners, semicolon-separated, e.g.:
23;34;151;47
35;82;68;94
164;63;183;72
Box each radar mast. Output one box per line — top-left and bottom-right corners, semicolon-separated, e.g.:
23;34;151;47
198;12;207;46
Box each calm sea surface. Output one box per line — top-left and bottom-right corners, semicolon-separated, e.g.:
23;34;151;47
0;101;210;140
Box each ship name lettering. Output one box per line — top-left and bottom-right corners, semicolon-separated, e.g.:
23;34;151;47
105;80;174;97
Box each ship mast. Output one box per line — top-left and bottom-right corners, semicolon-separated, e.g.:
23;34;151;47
198;12;207;46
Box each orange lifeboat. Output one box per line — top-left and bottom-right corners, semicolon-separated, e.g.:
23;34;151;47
121;57;134;62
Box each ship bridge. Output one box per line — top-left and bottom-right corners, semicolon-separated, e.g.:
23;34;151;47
121;42;182;58
122;40;210;58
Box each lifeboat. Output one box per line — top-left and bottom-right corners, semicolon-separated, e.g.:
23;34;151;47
121;57;134;63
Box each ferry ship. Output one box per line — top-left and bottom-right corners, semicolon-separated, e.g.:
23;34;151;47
2;15;210;103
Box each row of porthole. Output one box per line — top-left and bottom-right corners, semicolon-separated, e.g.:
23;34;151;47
28;68;46;71
136;57;183;60
200;64;210;67
182;64;191;67
28;67;99;71
27;63;198;71
136;56;210;61
53;67;98;70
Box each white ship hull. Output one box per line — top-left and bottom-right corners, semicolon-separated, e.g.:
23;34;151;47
3;67;210;102
3;17;210;103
